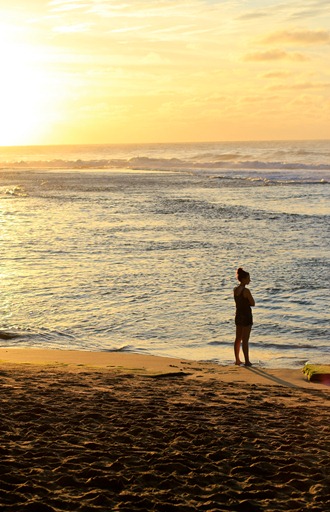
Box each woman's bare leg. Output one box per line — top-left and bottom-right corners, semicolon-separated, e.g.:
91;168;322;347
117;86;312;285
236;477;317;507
234;325;243;365
242;325;252;366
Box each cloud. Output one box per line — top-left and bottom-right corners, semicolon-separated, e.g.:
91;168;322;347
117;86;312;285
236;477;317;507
48;1;90;13
288;1;330;20
53;22;91;33
140;52;171;65
110;25;149;34
262;71;292;79
263;29;330;45
236;11;271;21
267;81;330;90
244;49;309;62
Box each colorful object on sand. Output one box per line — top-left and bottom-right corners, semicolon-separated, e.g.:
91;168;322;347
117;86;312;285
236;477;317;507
303;364;330;385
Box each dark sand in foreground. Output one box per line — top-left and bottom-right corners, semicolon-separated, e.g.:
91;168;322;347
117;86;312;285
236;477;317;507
0;349;329;511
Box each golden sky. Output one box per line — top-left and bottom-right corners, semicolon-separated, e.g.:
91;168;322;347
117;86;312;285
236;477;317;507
0;0;329;145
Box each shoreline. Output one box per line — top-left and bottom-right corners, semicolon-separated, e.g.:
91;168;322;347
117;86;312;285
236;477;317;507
0;347;329;390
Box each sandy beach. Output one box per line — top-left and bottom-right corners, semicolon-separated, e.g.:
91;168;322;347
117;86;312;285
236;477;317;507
0;349;329;511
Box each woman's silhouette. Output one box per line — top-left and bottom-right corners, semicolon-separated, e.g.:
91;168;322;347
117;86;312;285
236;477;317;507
234;268;255;366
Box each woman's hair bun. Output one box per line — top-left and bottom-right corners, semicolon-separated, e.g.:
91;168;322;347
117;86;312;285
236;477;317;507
236;267;249;282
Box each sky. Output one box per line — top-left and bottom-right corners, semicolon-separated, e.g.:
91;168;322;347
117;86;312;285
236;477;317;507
0;0;329;145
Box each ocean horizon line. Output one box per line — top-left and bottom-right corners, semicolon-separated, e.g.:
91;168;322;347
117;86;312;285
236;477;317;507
0;137;329;149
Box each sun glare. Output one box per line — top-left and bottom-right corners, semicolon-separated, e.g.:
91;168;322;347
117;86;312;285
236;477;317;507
0;28;55;146
0;2;328;145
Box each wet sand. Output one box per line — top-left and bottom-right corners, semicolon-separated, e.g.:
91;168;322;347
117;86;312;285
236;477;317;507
0;349;329;511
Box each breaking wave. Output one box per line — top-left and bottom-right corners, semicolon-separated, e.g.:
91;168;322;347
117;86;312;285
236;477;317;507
1;156;330;171
1;157;329;185
0;141;329;184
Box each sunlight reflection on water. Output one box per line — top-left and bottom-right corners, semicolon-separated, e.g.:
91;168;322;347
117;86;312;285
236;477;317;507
0;163;328;368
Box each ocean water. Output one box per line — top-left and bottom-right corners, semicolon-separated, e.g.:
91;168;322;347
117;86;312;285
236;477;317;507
0;140;329;368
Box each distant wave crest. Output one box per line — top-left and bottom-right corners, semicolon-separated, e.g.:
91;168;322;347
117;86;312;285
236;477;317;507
1;155;329;184
2;156;330;170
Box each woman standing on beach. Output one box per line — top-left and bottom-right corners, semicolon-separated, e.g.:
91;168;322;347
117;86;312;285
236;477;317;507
234;268;255;366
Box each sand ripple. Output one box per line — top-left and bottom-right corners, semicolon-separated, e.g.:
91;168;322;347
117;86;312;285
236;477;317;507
0;365;329;511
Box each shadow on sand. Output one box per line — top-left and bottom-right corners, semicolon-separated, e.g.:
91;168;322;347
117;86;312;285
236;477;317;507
244;366;301;389
244;366;330;401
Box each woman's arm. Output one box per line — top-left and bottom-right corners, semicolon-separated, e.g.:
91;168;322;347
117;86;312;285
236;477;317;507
244;288;255;306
